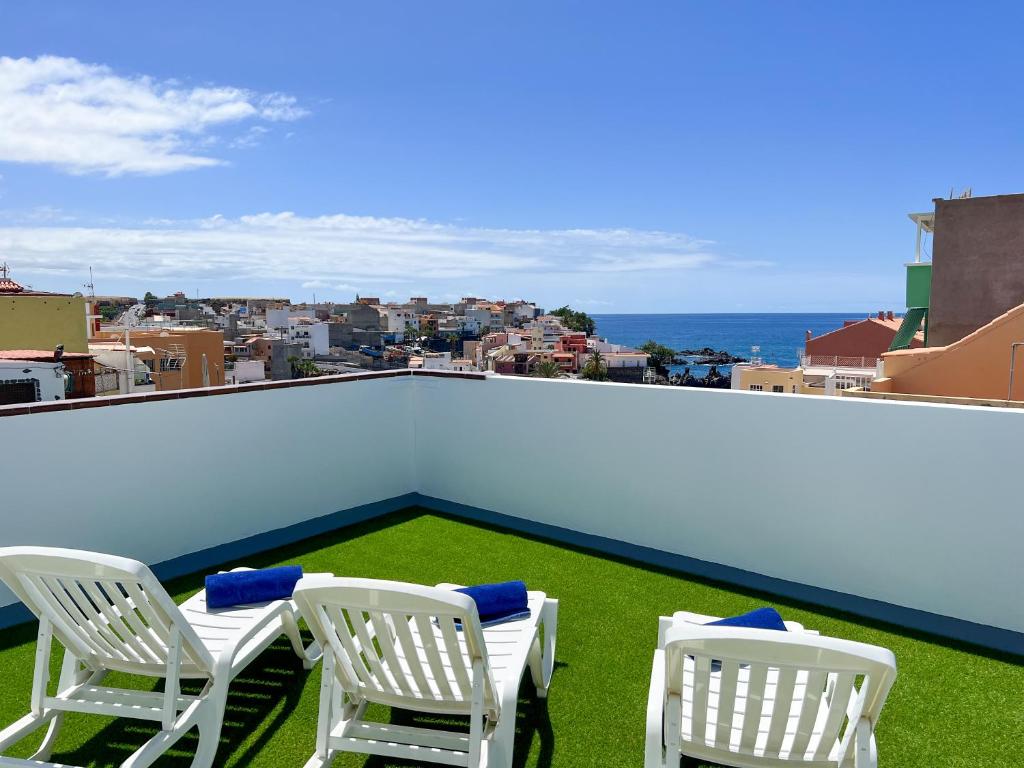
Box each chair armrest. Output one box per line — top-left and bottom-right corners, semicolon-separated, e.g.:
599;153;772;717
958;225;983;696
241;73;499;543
645;648;667;768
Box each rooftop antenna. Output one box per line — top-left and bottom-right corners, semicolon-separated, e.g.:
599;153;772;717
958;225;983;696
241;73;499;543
84;267;95;298
0;262;8;279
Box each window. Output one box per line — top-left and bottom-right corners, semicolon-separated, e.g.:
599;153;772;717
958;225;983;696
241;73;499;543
159;358;183;371
749;384;763;391
0;379;40;405
772;385;784;393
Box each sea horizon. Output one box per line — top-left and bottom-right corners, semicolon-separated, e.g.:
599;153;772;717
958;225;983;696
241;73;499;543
591;311;863;372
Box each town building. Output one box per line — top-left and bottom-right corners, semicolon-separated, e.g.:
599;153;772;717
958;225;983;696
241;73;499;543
286;317;330;358
858;193;1024;404
0;359;68;403
91;328;226;390
0;268;91;354
225;359;266;385
0;350;97;399
804;311;921;366
869;302;1024;401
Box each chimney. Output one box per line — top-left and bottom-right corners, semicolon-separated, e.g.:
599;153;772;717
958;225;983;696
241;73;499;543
887;310;894;321
877;311;885;320
805;330;812;342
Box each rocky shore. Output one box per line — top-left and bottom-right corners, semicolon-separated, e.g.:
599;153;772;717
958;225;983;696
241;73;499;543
674;347;748;365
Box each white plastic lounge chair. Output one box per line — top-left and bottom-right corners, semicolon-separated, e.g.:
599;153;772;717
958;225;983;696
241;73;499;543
0;547;321;768
292;577;558;768
645;612;896;768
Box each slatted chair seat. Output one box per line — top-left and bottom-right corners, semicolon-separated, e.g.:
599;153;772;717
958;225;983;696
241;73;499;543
0;547;321;768
645;614;896;768
293;577;558;768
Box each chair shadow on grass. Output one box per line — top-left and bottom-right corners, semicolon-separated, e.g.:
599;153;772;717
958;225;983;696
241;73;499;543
357;662;567;768
40;634;313;768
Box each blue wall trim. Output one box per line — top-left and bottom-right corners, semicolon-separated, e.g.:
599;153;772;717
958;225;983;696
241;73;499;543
411;494;1024;657
1;491;1021;656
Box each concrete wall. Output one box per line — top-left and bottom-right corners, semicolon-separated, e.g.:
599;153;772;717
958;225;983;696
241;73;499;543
930;193;1024;346
0;376;415;609
881;302;1024;400
414;376;1024;636
0;294;89;353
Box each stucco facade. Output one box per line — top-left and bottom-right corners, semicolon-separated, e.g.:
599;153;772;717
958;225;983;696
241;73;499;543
928;193;1024;347
93;328;226;390
876;301;1024;400
0;293;89;354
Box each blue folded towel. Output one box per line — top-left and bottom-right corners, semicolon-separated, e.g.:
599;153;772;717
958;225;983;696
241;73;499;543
706;606;787;631
455;581;530;628
205;565;303;609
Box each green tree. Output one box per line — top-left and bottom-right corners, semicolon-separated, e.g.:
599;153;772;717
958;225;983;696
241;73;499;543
143;291;158;308
531;360;565;379
580;350;608;381
550;305;596;336
639;340;676;376
288;355;322;379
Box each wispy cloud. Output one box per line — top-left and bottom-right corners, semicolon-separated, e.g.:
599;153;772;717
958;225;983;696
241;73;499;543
0;56;308;176
0;211;760;290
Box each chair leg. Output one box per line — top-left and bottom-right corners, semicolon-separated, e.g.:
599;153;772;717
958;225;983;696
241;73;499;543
0;710;59;754
529;599;558;698
119;695;207;768
282;608;322;669
31;648;92;761
190;679;229;768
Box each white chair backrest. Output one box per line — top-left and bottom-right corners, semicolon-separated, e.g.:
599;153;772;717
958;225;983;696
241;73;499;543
663;624;896;764
0;546;214;674
294;577;497;713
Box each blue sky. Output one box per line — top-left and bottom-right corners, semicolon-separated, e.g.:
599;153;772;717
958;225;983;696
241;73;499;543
1;2;1022;312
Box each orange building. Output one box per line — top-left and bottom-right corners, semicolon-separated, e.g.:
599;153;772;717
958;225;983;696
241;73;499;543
873;302;1024;401
92;328;225;390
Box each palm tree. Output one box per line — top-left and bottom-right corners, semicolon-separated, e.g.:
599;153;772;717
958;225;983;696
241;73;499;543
532;360;565;379
580;350;608;381
288;355;321;379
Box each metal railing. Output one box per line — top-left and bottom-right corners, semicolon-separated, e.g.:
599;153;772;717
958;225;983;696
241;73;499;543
800;355;879;369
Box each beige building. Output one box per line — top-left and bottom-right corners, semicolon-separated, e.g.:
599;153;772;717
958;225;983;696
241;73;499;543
734;364;807;394
92;328;226;390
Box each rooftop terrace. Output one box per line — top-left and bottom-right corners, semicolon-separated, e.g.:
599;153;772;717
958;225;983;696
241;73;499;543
1;509;1020;767
0;370;1021;766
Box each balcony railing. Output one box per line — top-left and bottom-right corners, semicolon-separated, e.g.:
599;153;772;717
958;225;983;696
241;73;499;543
801;354;880;369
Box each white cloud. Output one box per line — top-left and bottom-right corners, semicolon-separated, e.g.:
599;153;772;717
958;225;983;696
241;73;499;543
0;211;749;286
0;55;309;176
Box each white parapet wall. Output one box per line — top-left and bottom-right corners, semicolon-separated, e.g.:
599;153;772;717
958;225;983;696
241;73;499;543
0;376;416;611
0;372;1021;644
414;376;1024;637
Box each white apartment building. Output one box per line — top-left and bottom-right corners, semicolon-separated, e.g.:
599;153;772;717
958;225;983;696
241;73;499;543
266;307;315;334
287;317;330;358
379;306;416;338
408;352;478;372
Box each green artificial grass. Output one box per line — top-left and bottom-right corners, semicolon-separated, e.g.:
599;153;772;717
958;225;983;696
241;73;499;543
0;507;1021;767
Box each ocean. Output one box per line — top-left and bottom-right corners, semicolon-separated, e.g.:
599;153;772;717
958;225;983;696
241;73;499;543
592;313;857;377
